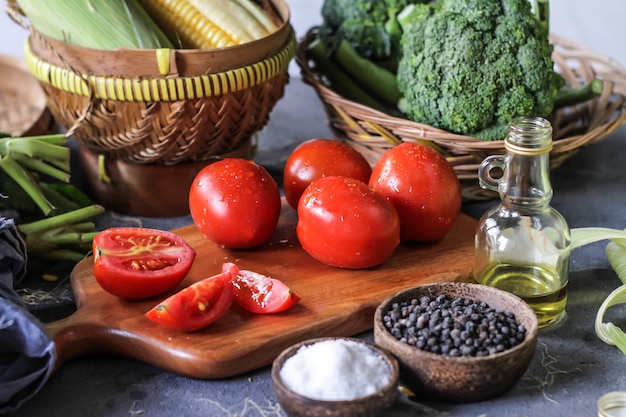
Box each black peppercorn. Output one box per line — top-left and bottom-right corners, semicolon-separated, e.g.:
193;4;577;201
382;294;526;358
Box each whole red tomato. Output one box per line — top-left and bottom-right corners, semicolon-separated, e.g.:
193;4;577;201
297;176;400;269
189;158;281;248
283;138;372;209
369;142;461;242
92;227;196;300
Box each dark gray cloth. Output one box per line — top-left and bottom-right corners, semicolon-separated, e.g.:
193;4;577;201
0;217;55;414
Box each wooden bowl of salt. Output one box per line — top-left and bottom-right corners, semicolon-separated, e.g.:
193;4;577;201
271;337;399;417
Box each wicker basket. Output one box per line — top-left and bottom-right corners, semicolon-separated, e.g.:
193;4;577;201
15;0;295;165
0;54;55;137
297;28;626;201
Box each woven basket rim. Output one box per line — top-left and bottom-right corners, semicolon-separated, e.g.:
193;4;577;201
8;0;293;74
297;27;626;148
296;27;626;200
24;30;296;102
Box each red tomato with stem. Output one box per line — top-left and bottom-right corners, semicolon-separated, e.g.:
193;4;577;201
297;176;400;269
283;138;372;209
369;142;462;242
92;227;196;300
145;263;238;332
228;264;300;314
189;158;281;248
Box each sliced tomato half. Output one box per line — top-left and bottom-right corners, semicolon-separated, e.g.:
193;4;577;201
145;263;238;332
227;264;300;314
92;227;196;300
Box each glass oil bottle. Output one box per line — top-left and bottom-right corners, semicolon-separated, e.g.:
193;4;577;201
473;116;570;329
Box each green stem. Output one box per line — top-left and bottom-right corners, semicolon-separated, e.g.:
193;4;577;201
333;39;402;106
64;221;97;232
12;155;71;182
532;0;549;35
98;154;112;184
0;155;53;215
307;39;396;114
3;137;70;163
18;204;105;235
16;133;68;145
554;78;604;109
40;230;99;245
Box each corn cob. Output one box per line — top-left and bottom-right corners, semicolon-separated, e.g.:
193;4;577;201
137;0;279;49
229;0;278;34
14;0;279;50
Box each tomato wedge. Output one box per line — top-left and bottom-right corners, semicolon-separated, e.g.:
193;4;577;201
228;264;300;314
145;263;238;332
92;227;196;300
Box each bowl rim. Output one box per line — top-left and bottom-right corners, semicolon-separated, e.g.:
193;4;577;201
271;336;400;404
374;281;539;363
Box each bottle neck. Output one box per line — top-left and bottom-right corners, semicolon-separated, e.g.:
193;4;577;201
500;152;552;207
500;116;553;207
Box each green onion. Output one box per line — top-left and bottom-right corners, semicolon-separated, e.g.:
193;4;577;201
0;134;71;215
0;132;106;263
0;154;53;215
18;205;105;263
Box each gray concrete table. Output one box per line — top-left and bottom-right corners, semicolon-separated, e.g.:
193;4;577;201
8;78;626;417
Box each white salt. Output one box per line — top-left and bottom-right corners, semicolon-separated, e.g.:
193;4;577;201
279;339;392;401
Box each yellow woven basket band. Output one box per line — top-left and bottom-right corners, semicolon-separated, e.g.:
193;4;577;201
24;37;295;102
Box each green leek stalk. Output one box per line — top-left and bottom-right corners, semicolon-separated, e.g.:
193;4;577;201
570;227;626;354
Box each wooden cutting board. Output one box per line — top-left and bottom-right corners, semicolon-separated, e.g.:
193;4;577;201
47;203;477;379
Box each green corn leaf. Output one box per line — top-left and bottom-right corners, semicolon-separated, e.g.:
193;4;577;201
15;0;173;49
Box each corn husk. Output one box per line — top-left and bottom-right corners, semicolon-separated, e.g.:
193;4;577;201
12;0;173;49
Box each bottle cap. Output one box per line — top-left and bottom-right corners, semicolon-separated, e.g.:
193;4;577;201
598;391;626;417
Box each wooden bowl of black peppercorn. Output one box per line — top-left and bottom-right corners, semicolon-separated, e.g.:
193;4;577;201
374;282;538;403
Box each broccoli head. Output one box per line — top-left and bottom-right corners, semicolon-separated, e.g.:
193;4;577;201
397;0;563;140
318;0;429;62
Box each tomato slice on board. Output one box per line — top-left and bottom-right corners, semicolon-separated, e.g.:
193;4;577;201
227;264;300;314
145;263;238;332
92;227;196;300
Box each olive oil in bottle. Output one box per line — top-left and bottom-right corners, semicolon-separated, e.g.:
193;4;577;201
473;117;570;329
478;263;567;327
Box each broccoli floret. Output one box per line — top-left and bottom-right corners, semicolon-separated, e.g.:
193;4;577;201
397;0;563;140
318;0;429;63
